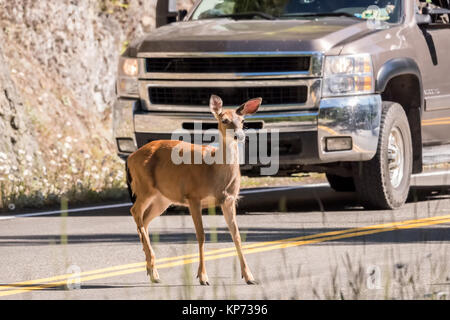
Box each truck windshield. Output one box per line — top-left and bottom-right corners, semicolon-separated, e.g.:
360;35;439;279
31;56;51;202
191;0;403;23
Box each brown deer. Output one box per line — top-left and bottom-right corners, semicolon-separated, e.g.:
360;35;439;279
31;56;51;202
125;95;262;285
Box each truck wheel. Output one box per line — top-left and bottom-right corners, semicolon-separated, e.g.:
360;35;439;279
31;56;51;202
326;174;356;192
353;102;413;210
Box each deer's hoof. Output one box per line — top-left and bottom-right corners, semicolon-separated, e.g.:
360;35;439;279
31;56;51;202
147;267;160;284
199;280;210;286
246;280;258;285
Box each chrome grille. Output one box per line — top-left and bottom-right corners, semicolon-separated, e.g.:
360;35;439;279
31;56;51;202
145;56;311;74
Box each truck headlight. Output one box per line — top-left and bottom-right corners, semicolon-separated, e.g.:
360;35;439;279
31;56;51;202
117;57;139;98
323;54;374;97
121;58;138;77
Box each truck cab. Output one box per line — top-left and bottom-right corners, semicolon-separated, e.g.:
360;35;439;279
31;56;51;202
113;0;450;210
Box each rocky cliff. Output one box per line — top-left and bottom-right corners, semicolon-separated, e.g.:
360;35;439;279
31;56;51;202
0;0;194;209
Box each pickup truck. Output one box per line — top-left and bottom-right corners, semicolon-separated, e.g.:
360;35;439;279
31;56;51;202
113;0;450;210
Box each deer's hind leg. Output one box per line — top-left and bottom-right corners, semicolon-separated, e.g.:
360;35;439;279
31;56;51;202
141;195;171;283
130;191;165;284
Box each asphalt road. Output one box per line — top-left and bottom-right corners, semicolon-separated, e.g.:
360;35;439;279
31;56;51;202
0;171;449;300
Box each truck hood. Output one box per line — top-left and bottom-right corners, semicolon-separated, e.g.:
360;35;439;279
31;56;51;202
132;18;378;55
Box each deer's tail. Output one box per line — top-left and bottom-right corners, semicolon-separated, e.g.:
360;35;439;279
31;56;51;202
125;159;136;204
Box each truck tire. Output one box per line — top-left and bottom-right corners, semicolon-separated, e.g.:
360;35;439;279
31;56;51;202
326;174;356;192
352;101;413;210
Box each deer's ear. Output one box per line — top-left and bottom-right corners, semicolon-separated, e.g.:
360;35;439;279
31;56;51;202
210;95;223;118
236;98;262;116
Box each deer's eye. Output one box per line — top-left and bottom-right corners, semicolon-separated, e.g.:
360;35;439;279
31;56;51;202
222;119;231;125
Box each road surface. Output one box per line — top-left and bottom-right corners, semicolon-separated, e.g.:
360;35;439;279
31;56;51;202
0;171;449;300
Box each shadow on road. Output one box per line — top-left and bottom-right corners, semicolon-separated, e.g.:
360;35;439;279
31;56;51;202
0;226;448;247
1;184;449;217
236;185;450;214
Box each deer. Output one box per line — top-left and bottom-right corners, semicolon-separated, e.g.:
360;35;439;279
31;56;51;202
125;95;262;286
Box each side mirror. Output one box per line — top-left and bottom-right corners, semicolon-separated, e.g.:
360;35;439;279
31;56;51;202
416;13;432;25
177;9;188;21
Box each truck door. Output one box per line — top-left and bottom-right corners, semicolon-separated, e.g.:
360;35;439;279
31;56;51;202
419;1;450;144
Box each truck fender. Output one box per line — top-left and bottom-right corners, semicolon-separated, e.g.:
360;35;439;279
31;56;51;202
376;57;424;174
376;57;424;111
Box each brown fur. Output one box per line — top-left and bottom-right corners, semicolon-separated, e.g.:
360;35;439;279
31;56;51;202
126;95;262;285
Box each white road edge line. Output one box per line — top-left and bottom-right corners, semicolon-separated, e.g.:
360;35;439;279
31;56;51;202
0;184;329;221
1;170;449;221
0;203;133;221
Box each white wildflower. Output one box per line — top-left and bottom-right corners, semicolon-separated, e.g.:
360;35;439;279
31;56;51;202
26;155;33;162
0;152;7;160
23;169;31;176
18;149;26;155
8;174;15;181
50;160;57;166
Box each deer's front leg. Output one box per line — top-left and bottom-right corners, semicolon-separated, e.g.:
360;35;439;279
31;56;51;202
221;198;257;285
188;199;210;286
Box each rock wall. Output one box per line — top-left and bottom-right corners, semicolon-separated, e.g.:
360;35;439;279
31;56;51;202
0;0;195;208
0;38;39;174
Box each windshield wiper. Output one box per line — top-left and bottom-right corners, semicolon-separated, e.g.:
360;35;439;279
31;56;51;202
206;12;276;21
281;12;362;20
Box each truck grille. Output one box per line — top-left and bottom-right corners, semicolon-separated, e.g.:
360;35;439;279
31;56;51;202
146;57;311;74
149;86;308;106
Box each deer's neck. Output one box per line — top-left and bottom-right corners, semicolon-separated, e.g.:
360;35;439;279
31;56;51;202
218;134;240;166
216;133;241;196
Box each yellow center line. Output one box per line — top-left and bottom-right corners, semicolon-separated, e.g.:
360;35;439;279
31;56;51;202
1;215;449;298
422;120;450;126
422;117;450;123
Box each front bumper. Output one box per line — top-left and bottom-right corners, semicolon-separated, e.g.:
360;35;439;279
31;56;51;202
113;94;382;165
